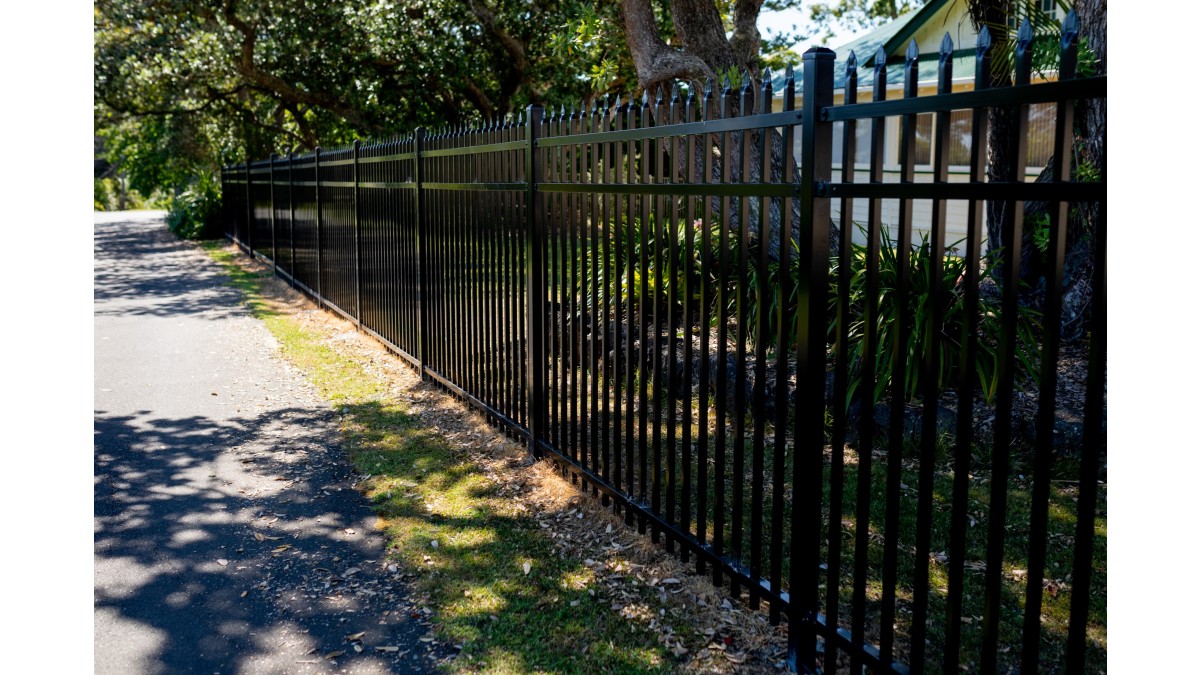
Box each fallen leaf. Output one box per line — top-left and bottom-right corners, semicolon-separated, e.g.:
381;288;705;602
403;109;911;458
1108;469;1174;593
344;567;361;576
324;650;344;660
272;545;292;553
375;646;399;652
254;532;265;542
523;562;531;576
430;540;439;549
353;644;363;653
217;559;229;566
345;632;366;642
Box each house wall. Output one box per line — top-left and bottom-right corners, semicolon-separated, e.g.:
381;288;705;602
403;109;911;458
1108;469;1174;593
911;0;980;53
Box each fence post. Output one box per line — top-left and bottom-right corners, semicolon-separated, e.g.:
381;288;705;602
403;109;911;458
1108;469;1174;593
288;152;296;288
270;153;278;276
790;46;835;675
525;105;546;462
353;140;363;329
244;159;252;255
315;146;323;308
414;128;428;376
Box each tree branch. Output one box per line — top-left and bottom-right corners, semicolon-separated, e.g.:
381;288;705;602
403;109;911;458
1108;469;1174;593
729;0;765;80
221;0;379;134
465;0;529;72
461;81;496;120
620;0;716;91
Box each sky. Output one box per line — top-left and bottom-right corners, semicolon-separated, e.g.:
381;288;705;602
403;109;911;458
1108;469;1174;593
759;4;875;53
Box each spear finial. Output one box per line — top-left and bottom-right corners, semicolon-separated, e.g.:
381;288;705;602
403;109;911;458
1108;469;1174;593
722;75;732;94
1017;17;1033;50
705;78;714;96
906;39;919;64
874;46;887;71
784;63;795;83
671;81;681;102
761;67;773;90
1062;9;1079;48
846;50;857;72
978;25;992;55
740;69;752;92
655;84;664;104
941;33;954;59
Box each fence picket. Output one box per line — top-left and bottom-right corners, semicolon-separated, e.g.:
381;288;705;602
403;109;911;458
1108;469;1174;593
221;45;1107;671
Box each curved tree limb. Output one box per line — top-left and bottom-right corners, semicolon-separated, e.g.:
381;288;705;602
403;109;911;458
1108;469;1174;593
465;0;529;72
221;0;379;136
729;0;766;80
621;0;717;92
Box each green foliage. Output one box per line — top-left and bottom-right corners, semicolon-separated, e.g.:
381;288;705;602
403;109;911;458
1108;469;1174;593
93;177;170;211
1029;212;1051;256
832;226;1041;406
805;0;923;44
967;0;1075;81
166;174;223;239
1073;153;1101;183
95;0;604;202
94;179;111;211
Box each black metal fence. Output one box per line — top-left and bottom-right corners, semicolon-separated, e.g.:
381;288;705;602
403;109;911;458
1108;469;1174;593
222;19;1105;674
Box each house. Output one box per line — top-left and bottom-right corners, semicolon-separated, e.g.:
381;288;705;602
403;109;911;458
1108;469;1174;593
772;0;1068;253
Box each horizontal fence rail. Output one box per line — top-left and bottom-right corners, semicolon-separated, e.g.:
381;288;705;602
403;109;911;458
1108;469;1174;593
222;18;1106;674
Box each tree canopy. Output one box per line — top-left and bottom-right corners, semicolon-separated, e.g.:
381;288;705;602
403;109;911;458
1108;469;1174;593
95;2;837;190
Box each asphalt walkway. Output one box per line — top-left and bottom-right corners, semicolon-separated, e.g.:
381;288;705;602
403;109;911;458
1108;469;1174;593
94;212;441;673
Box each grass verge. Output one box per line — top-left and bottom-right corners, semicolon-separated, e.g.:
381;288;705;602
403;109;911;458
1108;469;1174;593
200;242;780;673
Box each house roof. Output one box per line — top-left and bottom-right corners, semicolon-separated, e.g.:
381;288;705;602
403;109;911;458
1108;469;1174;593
770;0;978;93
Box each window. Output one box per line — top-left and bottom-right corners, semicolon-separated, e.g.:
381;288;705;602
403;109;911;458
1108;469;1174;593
830;118;882;167
913;113;933;166
948;110;973;166
1026;102;1056;170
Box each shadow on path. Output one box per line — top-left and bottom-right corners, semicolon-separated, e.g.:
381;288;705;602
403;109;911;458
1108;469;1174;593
94;403;448;673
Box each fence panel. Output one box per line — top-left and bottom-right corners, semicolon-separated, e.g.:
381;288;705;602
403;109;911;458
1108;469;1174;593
221;20;1106;671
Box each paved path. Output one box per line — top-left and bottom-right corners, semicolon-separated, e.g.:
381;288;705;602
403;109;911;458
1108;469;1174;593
94;212;441;673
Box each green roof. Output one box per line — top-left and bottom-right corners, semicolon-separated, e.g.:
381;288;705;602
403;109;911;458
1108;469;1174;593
771;0;973;92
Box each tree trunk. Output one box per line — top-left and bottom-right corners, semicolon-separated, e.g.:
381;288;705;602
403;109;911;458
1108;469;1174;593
616;0;833;262
968;1;1105;338
1060;0;1105;338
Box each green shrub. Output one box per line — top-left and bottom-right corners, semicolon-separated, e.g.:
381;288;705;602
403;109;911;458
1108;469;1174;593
831;226;1041;407
94;179;111;211
166;174;222;239
94;177;170;211
570;212;1041;407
